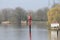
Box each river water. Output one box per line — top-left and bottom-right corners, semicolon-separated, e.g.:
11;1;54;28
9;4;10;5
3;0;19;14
0;22;48;40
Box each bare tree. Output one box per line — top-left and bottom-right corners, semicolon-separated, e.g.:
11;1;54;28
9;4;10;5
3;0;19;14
15;7;27;26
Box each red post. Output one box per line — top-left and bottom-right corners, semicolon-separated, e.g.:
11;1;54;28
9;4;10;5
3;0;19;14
28;15;32;40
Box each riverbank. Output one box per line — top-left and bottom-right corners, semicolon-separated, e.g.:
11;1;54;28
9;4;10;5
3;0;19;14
0;21;48;28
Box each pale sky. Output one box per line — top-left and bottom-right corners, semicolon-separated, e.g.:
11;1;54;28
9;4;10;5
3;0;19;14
0;0;59;11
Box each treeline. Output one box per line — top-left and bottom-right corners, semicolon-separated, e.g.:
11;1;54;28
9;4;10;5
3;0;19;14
32;7;48;21
0;7;49;24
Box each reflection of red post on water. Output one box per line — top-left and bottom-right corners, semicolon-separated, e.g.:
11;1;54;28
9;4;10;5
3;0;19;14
28;15;32;40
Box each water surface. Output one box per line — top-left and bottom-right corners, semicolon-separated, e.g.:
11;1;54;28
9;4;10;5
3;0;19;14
0;22;48;40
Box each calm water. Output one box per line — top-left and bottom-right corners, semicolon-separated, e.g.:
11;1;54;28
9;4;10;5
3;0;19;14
0;22;48;40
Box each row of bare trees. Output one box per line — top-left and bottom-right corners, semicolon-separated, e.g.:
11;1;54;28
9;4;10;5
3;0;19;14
0;7;48;25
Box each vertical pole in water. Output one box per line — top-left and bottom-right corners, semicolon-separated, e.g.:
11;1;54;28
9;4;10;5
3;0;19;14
28;14;32;40
57;30;58;40
57;28;59;40
29;25;31;40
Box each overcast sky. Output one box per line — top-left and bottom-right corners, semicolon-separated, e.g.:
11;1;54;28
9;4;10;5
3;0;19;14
0;0;59;11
